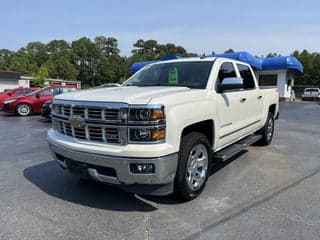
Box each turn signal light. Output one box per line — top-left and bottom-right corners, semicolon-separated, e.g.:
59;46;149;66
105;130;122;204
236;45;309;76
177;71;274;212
151;109;165;120
151;129;165;140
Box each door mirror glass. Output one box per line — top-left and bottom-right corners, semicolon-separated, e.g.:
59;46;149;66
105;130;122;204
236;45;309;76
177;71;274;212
219;77;243;92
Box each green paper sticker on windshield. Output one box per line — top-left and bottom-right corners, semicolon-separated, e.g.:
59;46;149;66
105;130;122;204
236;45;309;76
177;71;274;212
168;67;178;85
143;65;152;70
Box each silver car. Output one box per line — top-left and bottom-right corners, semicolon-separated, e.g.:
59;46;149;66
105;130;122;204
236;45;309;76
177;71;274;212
301;88;320;101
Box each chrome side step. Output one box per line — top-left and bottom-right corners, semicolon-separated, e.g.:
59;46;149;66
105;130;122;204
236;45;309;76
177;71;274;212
214;134;262;162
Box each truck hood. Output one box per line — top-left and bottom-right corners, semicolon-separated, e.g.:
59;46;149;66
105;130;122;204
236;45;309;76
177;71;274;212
54;86;192;104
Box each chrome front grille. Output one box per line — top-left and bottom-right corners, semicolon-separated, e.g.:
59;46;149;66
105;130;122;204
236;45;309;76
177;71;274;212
52;118;122;144
51;100;127;145
52;105;120;121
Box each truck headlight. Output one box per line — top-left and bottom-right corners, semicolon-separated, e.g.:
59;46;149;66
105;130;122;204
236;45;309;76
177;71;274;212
128;105;166;143
129;107;165;122
129;127;166;142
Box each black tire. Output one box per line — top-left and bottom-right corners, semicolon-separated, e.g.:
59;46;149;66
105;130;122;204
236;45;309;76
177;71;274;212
256;112;274;146
16;103;32;116
174;132;212;201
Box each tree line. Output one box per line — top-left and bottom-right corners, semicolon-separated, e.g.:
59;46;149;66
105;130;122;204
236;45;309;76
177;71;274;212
0;37;318;87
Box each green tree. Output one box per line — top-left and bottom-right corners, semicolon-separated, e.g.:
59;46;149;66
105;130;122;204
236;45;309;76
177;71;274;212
44;54;78;80
8;53;38;75
23;42;48;66
72;37;100;86
94;36;120;56
292;50;320;85
0;49;13;69
32;65;49;87
224;49;235;53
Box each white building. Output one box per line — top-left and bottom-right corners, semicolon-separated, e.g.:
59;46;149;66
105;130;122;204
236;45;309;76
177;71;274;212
20;76;81;89
0;70;29;92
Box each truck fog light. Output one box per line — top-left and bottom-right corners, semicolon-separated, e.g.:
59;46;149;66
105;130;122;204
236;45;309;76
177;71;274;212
135;129;151;140
129;128;165;142
130;163;155;174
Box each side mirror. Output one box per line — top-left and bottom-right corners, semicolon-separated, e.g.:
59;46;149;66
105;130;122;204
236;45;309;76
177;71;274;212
218;77;243;92
35;93;41;98
7;92;12;96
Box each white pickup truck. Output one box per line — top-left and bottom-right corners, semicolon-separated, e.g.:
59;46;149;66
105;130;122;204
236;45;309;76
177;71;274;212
47;57;279;200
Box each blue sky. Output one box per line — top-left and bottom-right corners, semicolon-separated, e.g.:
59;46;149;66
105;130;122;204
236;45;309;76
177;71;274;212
2;0;319;56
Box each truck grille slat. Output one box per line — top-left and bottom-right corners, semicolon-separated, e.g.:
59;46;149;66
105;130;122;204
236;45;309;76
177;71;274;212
51;102;124;144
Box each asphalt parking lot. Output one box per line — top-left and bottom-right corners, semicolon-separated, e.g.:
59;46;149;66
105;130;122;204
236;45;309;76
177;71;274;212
0;102;319;240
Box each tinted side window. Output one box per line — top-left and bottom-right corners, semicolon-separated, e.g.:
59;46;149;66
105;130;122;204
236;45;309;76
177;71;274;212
237;64;255;89
217;62;237;84
23;89;32;94
40;89;53;96
13;89;23;94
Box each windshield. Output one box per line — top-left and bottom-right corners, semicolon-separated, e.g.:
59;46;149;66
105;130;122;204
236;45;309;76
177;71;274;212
124;61;213;89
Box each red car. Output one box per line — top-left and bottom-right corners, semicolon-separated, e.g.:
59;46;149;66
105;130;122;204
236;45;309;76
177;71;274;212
0;87;39;108
1;85;77;116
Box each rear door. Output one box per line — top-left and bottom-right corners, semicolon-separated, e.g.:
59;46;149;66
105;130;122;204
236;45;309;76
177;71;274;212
236;63;263;128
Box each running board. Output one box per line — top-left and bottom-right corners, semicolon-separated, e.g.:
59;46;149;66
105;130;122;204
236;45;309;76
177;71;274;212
214;134;262;162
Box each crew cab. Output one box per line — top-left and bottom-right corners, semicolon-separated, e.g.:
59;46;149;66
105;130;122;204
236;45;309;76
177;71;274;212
47;57;279;200
1;85;77;116
0;87;39;108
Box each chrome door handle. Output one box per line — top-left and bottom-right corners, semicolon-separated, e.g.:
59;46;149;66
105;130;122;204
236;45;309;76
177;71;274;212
257;95;262;100
240;97;246;102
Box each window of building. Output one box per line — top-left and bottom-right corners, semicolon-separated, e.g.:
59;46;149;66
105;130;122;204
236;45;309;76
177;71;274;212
259;74;277;86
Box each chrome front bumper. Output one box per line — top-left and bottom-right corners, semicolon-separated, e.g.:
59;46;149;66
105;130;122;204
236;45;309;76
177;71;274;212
48;141;178;187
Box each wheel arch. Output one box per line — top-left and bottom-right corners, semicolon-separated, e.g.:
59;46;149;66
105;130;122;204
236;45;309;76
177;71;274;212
180;119;215;149
268;104;276;116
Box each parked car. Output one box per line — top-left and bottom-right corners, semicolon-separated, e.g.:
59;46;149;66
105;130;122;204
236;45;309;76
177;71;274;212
48;57;279;200
0;89;12;94
301;88;320;101
41;99;52;119
0;87;39;108
90;83;121;90
1;85;77;116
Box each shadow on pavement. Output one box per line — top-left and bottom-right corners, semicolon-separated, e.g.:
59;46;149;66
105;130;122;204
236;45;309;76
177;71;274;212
24;150;250;209
144;150;249;205
23;161;157;212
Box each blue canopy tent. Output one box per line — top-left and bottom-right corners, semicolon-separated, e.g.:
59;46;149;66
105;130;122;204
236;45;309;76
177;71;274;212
211;52;262;69
260;56;303;73
212;52;303;73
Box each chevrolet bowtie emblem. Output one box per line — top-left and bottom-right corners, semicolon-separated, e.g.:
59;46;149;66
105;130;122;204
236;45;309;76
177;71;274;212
69;116;84;128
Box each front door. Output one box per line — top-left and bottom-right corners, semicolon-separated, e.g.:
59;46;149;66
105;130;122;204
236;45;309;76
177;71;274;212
216;62;262;148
